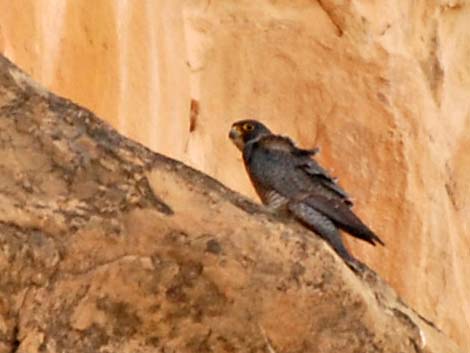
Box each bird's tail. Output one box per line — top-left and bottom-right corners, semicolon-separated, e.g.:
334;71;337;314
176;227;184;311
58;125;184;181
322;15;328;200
299;195;385;246
338;221;385;246
288;200;378;272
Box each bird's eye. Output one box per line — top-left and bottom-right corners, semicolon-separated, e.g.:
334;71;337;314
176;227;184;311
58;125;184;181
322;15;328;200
243;123;255;131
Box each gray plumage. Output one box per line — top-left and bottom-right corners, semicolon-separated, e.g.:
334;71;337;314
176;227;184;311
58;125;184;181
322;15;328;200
229;119;384;266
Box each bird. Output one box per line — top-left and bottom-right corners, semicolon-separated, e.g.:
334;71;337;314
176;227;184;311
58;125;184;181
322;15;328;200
228;119;384;267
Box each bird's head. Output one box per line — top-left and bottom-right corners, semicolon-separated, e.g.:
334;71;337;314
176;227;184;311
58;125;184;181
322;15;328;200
229;119;271;151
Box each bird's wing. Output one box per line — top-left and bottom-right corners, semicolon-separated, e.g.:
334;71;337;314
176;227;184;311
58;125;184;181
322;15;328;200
245;134;351;204
297;158;353;206
257;135;296;152
244;133;383;246
254;135;319;155
261;135;351;204
292;146;320;156
297;194;384;246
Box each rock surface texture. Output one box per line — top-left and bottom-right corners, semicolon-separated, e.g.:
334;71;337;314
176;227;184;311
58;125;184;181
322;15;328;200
1;1;470;350
0;56;464;353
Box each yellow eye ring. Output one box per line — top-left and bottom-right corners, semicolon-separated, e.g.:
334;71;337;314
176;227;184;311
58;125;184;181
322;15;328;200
243;123;255;131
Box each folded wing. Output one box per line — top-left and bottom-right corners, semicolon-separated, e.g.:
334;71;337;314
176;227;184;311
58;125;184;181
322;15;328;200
299;194;384;246
298;158;353;206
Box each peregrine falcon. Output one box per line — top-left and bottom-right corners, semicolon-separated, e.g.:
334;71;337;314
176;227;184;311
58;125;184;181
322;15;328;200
229;119;384;266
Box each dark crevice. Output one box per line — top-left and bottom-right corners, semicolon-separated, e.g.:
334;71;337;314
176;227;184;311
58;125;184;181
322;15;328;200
419;21;444;106
189;99;199;132
317;0;344;37
10;324;20;353
136;176;174;215
410;337;422;353
445;162;459;210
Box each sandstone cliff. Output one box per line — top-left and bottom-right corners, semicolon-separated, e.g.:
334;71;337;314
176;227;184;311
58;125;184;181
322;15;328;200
0;54;464;352
1;1;470;350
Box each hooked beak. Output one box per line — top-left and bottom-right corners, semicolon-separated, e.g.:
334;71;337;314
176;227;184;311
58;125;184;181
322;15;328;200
228;127;240;140
228;126;245;151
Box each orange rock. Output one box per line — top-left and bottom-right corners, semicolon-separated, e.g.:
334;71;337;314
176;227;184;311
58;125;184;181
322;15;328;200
1;0;470;349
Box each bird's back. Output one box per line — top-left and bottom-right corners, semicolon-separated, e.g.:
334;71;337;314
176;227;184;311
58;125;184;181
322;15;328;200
243;135;348;204
243;134;383;246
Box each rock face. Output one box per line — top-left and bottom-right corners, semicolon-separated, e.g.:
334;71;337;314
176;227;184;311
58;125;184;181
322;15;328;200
0;56;464;353
1;1;470;350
